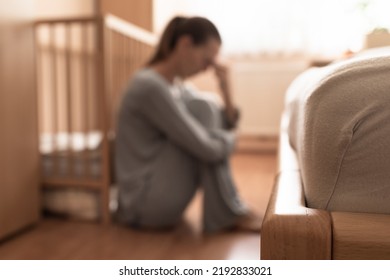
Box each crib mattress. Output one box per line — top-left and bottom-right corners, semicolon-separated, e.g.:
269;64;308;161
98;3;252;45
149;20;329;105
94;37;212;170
41;149;103;178
40;131;114;179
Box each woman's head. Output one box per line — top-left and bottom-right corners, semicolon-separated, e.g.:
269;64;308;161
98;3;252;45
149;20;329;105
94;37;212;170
148;16;222;78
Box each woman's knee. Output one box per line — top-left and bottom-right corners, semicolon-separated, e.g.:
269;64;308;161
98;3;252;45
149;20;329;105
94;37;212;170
186;97;223;129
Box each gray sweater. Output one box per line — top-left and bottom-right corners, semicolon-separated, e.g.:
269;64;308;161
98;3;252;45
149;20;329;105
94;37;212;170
115;68;235;208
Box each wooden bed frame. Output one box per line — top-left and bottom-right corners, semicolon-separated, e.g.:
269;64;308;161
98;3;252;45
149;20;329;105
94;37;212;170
261;114;390;260
34;14;156;223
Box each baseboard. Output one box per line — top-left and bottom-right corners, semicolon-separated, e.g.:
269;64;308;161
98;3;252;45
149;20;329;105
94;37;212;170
235;135;278;154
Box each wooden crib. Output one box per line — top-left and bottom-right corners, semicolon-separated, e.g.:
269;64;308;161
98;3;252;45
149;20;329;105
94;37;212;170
34;14;156;223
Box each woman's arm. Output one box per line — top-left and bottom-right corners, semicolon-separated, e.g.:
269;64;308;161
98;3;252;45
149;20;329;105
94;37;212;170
213;63;240;129
134;78;235;163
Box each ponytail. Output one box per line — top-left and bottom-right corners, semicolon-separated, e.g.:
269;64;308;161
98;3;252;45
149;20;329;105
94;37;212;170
147;16;221;66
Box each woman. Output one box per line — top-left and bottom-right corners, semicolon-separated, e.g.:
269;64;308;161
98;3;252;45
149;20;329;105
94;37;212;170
115;16;261;233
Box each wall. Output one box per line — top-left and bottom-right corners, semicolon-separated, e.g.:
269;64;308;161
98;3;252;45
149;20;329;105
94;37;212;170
190;57;309;137
99;0;153;32
35;0;95;18
230;57;308;136
35;0;153;32
153;0;189;33
0;0;40;240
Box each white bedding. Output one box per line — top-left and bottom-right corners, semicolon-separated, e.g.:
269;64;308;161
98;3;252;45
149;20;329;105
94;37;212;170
40;131;102;154
40;131;108;178
286;47;390;214
39;131;116;220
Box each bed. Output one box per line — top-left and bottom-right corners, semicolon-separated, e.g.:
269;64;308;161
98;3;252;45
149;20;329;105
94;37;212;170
35;14;156;222
261;47;390;259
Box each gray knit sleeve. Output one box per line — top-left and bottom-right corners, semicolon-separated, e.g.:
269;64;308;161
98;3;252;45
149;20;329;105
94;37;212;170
133;77;234;163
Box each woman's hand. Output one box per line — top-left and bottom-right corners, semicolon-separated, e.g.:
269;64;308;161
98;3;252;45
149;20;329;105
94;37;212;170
213;63;240;129
213;63;230;93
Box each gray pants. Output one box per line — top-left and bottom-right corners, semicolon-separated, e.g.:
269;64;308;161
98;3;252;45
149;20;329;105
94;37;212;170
121;97;247;232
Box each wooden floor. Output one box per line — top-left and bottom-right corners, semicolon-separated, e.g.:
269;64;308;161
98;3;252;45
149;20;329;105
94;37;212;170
0;150;276;260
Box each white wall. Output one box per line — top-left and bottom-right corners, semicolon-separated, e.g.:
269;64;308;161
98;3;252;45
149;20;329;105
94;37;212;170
190;57;309;137
153;0;188;33
231;57;308;136
34;0;95;19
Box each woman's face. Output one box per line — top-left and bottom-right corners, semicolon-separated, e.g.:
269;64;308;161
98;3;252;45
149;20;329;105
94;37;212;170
177;36;221;78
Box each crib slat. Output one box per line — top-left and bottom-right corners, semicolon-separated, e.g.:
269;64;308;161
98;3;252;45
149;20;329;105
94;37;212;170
110;31;117;130
132;40;138;76
125;37;131;84
105;29;114;132
49;24;60;177
81;23;92;179
136;40;141;72
64;23;75;178
120;33;124;106
96;17;111;223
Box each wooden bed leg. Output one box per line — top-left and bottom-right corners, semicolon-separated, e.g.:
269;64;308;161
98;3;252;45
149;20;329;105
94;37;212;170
261;171;332;259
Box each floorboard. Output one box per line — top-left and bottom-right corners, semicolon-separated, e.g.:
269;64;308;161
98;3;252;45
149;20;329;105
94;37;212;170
0;151;276;260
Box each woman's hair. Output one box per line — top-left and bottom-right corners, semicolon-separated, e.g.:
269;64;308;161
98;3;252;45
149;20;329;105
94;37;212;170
147;16;221;66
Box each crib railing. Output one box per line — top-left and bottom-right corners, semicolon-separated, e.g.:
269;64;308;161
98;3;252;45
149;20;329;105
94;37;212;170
35;14;156;223
104;15;156;130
